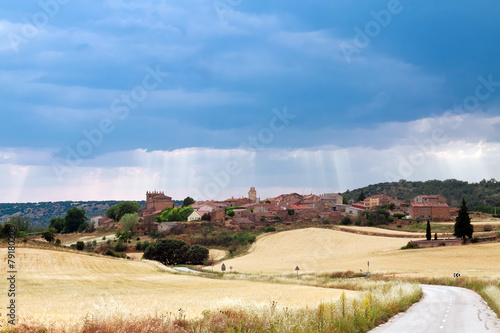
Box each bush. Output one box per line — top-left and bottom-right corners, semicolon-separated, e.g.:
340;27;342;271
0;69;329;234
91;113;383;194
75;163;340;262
135;241;142;251
341;216;352;225
483;224;493;232
438;242;446;247
42;231;55;242
55;239;61;245
114;240;127;252
264;226;276;233
149;230;160;239
401;241;419;250
393;213;405;219
471;237;480;243
187;245;209;265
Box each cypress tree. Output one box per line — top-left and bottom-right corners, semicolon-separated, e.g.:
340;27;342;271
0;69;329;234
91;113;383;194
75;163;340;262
426;220;431;241
454;198;473;241
357;189;366;202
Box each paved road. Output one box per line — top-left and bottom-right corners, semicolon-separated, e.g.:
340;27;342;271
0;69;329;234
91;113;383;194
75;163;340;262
371;284;500;333
173;267;201;274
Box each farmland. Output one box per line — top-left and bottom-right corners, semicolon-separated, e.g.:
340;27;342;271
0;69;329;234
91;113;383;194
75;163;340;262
213;228;500;277
0;247;354;326
1;226;499;330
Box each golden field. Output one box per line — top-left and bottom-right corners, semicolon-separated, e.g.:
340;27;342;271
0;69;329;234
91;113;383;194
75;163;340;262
213;227;500;277
0;247;354;326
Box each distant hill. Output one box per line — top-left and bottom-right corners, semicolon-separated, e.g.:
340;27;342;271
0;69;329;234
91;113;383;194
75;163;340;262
342;179;500;208
0;200;182;228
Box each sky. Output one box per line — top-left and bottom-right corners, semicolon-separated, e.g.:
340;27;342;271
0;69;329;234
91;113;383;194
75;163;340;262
1;0;500;203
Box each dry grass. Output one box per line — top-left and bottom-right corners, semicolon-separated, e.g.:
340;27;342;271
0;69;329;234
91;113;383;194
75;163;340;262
0;279;421;333
334;225;425;237
212;228;500;277
0;247;352;327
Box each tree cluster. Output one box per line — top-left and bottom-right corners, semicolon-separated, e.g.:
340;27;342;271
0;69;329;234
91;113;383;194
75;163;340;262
344;178;500;208
106;201;141;222
49;207;88;234
143;238;209;265
156;207;194;222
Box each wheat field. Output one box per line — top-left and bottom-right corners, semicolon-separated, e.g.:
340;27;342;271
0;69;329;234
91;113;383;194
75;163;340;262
213;228;500;277
0;247;354;326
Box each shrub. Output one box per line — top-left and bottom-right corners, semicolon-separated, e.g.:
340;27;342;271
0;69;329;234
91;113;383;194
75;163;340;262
341;216;352;225
135;241;142;251
149;230;160;239
264;226;276;233
471;237;480;243
401;241;419;250
393;212;405;219
187;245;209;265
114;240;127;252
438;242;446;247
75;241;85;251
42;231;55;242
484;224;493;232
323;219;330;224
55;239;61;245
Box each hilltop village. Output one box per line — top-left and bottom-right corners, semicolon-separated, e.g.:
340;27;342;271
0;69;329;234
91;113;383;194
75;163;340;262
90;187;460;234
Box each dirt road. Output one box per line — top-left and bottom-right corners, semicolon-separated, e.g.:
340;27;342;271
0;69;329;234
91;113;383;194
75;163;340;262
371;284;500;332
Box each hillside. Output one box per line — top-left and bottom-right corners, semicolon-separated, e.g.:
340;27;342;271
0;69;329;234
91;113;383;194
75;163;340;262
343;179;500;208
215;228;500;276
0;200;144;227
0;247;350;324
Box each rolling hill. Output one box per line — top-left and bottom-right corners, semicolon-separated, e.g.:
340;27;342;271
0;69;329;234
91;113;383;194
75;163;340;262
343;178;500;208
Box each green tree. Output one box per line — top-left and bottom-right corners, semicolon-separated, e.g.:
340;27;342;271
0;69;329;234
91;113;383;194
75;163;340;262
426;220;431;241
227;210;235;217
357;190;366;202
9;216;31;233
201;213;210;221
42;231;55;242
106;205;119;221
49;217;65;233
454;198;473;241
63;207;87;234
120;213;139;234
143;238;190;265
179;207;194;221
107;201;141;221
76;241;85;251
187;244;209;264
182;197;195;208
342;195;349;205
1;223;17;238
